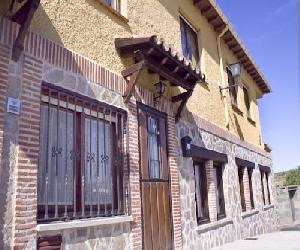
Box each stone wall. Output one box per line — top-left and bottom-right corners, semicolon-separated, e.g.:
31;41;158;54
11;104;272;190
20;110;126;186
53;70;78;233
38;222;131;250
277;186;300;227
176;115;278;250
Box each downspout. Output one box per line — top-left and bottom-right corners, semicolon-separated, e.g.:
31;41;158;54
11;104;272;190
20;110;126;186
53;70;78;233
217;25;230;128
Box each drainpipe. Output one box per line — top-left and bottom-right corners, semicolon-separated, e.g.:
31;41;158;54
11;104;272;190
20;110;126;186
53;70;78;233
217;25;230;128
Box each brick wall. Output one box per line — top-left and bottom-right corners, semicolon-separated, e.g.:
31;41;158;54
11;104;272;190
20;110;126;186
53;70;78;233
0;14;184;249
14;55;43;249
243;167;252;211
205;160;217;222
0;42;10;248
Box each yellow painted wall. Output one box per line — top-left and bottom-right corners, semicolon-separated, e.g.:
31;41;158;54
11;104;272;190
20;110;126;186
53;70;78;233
0;0;266;147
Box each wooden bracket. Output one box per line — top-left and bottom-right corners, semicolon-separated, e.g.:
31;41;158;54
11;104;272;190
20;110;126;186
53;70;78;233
122;60;145;103
174;90;193;123
11;0;40;61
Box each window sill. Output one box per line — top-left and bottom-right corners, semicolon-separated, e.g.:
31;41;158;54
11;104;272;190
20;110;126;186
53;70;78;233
196;217;233;233
263;204;274;211
232;104;243;116
97;0;129;23
241;209;259;219
36;215;133;232
247;116;256;126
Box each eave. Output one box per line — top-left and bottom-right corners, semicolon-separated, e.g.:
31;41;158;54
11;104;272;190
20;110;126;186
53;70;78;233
193;0;271;94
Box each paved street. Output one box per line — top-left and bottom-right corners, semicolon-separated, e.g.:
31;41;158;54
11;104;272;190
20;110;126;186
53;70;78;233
212;226;300;250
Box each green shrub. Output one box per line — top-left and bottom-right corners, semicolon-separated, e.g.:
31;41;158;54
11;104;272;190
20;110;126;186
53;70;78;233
284;166;300;186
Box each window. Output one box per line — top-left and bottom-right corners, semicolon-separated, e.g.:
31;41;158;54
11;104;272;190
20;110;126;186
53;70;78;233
243;86;251;117
260;170;271;205
103;0;121;13
238;167;246;212
227;68;238;106
37;85;127;222
260;170;266;205
180;16;200;65
194;162;209;224
266;172;271;204
214;164;226;219
248;168;255;209
147;116;161;179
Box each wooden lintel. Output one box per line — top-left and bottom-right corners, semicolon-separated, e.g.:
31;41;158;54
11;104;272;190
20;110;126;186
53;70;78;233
122;61;145;103
12;0;41;61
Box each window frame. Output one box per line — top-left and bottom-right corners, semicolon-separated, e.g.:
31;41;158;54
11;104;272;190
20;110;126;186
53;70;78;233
179;15;200;65
37;84;127;223
248;168;255;209
214;163;226;220
238;166;246;212
242;85;251;118
102;0;121;13
194;161;210;224
137;102;169;182
227;67;238;107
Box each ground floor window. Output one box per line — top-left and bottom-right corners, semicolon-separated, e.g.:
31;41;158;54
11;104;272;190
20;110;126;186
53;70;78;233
214;164;226;219
260;167;271;205
238;166;246;212
248;168;255;209
194;162;209;224
37;84;127;222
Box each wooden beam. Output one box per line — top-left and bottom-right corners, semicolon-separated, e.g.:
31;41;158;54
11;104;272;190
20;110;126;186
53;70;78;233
171;91;190;103
214;23;226;32
207;15;218;23
12;0;41;61
121;59;145;77
144;55;193;90
193;0;204;6
160;57;168;65
122;61;145;103
175;90;193;122
201;6;212;15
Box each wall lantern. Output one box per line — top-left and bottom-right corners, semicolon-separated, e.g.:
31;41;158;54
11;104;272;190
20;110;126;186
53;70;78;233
219;62;241;91
154;80;167;102
228;62;241;78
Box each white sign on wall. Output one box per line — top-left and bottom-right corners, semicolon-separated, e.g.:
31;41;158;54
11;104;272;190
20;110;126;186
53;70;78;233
7;97;20;115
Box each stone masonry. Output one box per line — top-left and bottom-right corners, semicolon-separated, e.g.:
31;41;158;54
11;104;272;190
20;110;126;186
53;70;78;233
176;115;278;250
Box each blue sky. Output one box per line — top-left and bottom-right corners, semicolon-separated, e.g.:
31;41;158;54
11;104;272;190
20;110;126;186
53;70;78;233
216;0;299;172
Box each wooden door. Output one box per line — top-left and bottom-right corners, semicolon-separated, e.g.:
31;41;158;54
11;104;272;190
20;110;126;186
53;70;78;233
138;104;173;250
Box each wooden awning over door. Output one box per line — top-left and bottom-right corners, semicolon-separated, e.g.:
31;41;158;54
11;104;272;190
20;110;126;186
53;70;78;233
115;36;206;121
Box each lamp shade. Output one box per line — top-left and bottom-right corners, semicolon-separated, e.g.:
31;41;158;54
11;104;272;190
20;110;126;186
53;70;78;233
228;63;241;78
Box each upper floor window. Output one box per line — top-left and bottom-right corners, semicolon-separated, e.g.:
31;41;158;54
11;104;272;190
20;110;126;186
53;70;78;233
243;86;251;117
214;164;226;219
180;16;200;65
194;162;209;224
37;85;127;222
227;68;238;106
103;0;121;13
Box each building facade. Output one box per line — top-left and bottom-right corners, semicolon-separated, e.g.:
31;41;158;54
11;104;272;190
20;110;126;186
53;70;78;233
0;0;278;249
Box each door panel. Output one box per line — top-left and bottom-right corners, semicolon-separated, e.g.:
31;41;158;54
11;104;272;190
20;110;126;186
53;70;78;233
138;104;173;250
